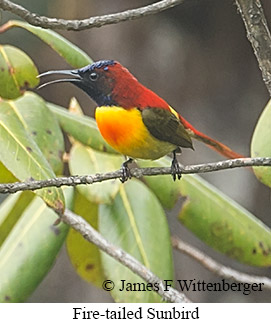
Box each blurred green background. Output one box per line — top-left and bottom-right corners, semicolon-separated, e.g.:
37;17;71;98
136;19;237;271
0;0;271;302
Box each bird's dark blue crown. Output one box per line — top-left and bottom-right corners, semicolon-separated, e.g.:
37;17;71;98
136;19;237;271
79;60;115;73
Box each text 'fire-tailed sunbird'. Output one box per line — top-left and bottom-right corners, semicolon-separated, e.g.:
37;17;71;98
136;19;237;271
38;60;243;181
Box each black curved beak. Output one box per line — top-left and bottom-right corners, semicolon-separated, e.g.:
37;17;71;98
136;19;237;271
37;69;81;89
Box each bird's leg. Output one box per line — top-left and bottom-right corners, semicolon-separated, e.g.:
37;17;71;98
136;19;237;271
120;157;133;183
171;148;182;181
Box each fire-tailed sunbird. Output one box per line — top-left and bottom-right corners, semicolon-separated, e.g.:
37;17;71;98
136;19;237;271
38;60;242;181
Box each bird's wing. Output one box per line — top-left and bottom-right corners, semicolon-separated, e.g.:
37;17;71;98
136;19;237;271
141;107;193;149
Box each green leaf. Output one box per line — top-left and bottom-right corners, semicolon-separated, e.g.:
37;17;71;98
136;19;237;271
0;20;92;68
0;100;64;212
138;157;180;209
0;162;17;183
66;190;105;287
48;103;117;154
66;98;86;145
99;180;174;302
68;97;84;116
0;191;34;246
69;143;123;204
0;187;74;302
251;99;271;187
0;44;38;99
179;175;271;267
12;92;64;175
140;157;271;267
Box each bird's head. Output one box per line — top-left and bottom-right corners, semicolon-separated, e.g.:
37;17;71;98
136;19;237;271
38;60;142;107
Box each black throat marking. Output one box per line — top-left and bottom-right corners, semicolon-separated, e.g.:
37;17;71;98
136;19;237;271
77;60;117;106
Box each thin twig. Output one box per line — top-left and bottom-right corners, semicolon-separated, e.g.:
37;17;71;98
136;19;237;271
0;157;270;194
172;236;271;289
235;0;271;96
62;209;190;303
0;0;185;31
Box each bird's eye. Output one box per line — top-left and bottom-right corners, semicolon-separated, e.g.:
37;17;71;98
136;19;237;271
89;72;98;81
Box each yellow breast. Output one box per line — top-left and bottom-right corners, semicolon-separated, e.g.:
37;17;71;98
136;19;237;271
95;106;176;160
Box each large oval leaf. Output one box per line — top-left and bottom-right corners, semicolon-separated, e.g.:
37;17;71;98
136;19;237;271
0;100;64;212
178;175;271;266
138;157;180;209
0;20;92;68
141;157;271;267
13;92;64;175
0;162;17;184
99;180;174;302
0;191;34;247
66;190;105;287
0;44;39;99
69;143;123;204
251;99;271;187
48;103;116;154
0;187;73;302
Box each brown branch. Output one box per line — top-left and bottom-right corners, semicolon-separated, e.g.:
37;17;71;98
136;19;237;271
235;0;271;96
0;157;270;194
172;236;271;289
62;209;190;303
0;0;185;31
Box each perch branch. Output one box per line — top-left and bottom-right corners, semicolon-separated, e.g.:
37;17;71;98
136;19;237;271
0;157;270;194
0;0;185;31
62;209;190;303
172;236;271;290
235;0;271;96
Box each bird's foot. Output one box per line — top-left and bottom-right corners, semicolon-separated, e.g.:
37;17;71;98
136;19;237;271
120;158;133;183
171;149;182;181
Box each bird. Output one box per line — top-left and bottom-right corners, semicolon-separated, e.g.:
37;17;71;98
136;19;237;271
38;60;243;181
